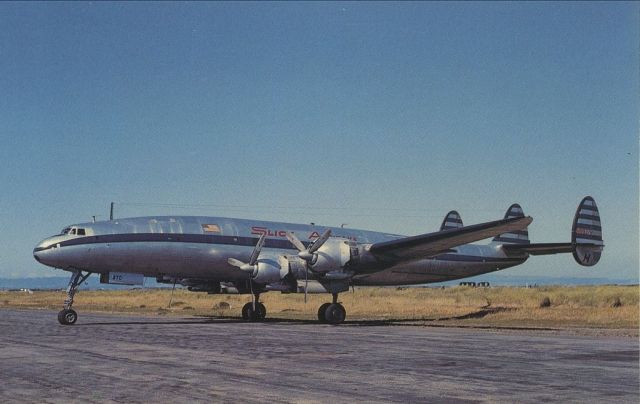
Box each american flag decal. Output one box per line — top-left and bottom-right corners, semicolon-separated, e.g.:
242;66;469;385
201;224;221;233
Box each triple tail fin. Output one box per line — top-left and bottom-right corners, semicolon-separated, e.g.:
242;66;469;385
502;196;604;267
492;204;530;245
440;211;463;231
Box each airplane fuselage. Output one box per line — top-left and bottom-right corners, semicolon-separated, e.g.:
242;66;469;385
33;215;525;286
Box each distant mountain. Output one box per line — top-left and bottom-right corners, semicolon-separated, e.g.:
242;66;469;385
0;275;636;290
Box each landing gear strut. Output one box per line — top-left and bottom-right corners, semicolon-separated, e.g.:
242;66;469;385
242;293;266;322
58;270;91;325
318;293;346;325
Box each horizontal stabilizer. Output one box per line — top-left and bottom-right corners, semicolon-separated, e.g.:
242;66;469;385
503;242;604;256
503;242;573;255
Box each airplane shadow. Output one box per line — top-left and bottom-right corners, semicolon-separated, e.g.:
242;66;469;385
76;306;523;328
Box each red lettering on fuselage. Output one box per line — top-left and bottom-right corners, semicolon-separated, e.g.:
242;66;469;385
251;226;287;238
251;226;357;241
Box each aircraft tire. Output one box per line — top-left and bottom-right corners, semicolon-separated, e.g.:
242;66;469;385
241;303;252;320
242;302;266;321
317;303;331;323
255;303;266;321
58;309;77;325
324;303;346;325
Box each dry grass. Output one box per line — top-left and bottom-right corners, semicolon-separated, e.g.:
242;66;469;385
1;285;637;330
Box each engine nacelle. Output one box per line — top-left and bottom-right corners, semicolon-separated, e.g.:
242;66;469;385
251;255;289;284
310;238;359;274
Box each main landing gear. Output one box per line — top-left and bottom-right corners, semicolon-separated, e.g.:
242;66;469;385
317;293;346;325
58;270;91;325
241;294;266;322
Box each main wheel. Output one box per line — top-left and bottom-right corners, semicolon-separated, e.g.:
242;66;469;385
241;302;252;320
254;302;266;321
242;302;266;321
324;303;346;325
317;303;331;323
58;309;77;325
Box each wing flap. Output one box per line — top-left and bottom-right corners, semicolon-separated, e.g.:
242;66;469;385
369;216;532;261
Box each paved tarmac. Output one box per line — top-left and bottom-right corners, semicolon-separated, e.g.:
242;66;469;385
0;309;637;403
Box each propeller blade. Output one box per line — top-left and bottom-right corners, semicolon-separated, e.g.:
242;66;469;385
285;232;306;252
227;258;245;268
308;229;332;253
248;234;266;266
250;279;255;311
304;266;308;303
227;258;256;274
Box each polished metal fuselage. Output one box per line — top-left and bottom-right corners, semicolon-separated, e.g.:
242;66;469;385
33;216;526;286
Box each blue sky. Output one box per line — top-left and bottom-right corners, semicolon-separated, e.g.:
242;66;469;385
1;2;638;281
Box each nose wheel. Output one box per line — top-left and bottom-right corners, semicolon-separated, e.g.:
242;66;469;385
58;308;78;325
57;270;91;325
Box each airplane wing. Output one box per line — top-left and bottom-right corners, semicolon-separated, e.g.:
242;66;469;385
368;216;533;261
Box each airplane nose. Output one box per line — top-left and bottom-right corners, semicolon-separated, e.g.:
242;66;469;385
33;238;53;264
33;248;42;263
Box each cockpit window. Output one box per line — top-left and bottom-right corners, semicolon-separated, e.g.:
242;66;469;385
60;227;85;236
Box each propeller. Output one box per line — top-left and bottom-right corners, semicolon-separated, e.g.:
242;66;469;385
286;229;332;263
285;229;332;303
227;234;266;275
227;234;266;312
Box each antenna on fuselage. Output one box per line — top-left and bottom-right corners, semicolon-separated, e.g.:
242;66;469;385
109;202;114;220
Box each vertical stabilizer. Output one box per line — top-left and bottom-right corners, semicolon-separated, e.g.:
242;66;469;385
492;204;530;244
572;196;603;266
440;211;463;231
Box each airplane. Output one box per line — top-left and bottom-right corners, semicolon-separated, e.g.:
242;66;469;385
33;196;603;326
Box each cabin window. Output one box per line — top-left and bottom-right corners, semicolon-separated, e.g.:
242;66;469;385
202;224;221;233
77;228;86;236
61;227;71;235
70;228;76;235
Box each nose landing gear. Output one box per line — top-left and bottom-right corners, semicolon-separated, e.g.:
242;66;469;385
58;270;91;325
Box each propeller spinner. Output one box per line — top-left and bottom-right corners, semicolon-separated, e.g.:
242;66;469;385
227;234;266;275
286;229;332;264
